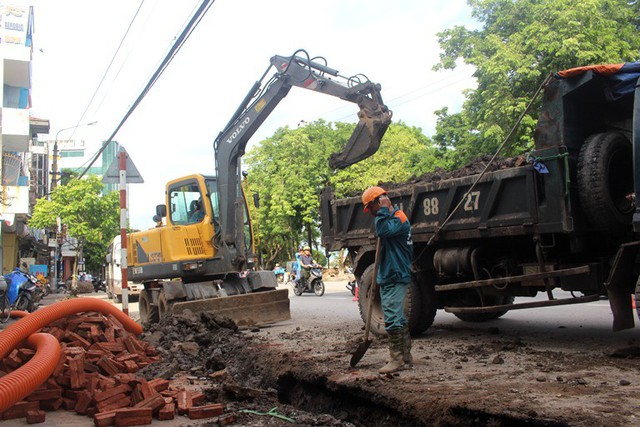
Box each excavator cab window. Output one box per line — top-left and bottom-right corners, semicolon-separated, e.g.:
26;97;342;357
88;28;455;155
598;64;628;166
169;181;205;226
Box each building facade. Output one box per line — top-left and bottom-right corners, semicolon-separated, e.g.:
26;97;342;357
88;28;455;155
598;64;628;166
0;3;50;275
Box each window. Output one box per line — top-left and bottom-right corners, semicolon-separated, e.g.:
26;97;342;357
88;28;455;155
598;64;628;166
169;181;204;225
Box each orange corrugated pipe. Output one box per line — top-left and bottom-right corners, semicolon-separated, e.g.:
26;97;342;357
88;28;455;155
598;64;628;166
0;333;60;413
0;298;142;413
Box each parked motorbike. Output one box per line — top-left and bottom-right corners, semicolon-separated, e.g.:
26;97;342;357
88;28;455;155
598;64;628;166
294;264;325;296
25;271;51;297
93;277;106;292
5;268;43;312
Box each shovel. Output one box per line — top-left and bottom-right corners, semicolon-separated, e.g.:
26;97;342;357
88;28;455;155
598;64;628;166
350;238;381;368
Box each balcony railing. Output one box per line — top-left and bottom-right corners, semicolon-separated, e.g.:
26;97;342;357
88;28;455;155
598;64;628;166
2;151;28;186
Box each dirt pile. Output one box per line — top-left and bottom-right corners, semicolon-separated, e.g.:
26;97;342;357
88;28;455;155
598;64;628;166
140;312;353;426
383;154;525;191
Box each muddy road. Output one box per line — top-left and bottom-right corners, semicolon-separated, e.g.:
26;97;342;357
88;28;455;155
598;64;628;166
5;281;640;426
139;279;640;426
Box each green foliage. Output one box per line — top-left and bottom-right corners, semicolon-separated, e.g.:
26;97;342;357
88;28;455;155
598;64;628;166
433;0;640;166
244;120;442;265
28;176;120;273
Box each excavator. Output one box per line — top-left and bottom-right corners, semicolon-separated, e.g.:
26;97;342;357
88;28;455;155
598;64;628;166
126;49;392;326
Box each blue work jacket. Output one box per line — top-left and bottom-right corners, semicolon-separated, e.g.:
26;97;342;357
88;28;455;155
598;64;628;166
374;206;413;285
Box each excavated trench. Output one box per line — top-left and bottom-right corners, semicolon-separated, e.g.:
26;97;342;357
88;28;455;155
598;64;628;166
268;370;570;427
141;312;572;427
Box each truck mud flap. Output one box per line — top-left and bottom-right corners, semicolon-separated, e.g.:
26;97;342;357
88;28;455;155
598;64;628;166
444;294;599;314
170;288;290;328
605;241;640;331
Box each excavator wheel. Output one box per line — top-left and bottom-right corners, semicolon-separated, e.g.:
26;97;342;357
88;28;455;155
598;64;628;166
138;289;159;324
158;290;173;322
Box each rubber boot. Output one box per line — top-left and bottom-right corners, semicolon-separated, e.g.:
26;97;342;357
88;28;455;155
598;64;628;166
379;330;405;374
401;325;413;366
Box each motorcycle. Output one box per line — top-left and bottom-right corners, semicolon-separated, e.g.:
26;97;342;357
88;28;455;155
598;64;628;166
26;271;51;297
294;264;325;297
92;277;106;292
5;269;43;312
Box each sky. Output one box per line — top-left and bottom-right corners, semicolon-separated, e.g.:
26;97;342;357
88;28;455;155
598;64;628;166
25;0;477;231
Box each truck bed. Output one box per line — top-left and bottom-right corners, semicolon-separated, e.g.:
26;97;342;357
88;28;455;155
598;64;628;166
321;146;572;250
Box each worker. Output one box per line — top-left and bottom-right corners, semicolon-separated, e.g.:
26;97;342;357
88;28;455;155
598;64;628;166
188;199;205;223
299;246;315;290
362;186;414;374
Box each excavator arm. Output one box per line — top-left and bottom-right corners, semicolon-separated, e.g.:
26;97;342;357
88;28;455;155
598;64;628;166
214;50;392;264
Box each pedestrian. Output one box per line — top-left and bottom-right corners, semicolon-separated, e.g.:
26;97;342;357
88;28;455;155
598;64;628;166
362;185;414;374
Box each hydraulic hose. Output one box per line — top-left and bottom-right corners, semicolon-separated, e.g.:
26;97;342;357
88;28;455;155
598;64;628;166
0;298;142;413
0;333;60;413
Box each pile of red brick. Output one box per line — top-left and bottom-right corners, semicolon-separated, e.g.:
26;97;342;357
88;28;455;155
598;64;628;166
0;312;235;426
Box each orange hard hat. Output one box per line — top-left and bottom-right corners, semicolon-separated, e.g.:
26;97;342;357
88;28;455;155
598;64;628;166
362;186;387;212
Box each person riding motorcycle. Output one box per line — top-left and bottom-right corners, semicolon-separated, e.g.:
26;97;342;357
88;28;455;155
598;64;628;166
299;246;315;290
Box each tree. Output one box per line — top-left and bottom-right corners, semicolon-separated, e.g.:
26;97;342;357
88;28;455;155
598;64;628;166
244;120;441;266
433;0;640;166
28;176;120;275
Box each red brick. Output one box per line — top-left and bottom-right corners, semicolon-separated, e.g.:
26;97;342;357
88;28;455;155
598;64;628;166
132;393;165;413
147;378;170;392
114;407;152;427
25;409;45;424
39;397;63;411
69;354;86;389
93;410;116;427
176;390;191;415
74;390;93;415
157;402;175;420
26;388;62;401
1;400;40;420
96;393;130;412
219;414;237;425
62;397;76;410
191;391;206;405
187;403;224;420
94;384;131;402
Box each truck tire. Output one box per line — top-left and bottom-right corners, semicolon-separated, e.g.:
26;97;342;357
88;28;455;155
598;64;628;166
415;272;438;333
577;132;633;230
139;289;159;324
357;264;427;337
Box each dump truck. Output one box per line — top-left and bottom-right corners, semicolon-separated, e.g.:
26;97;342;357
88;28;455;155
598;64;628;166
320;63;640;335
127;50;391;326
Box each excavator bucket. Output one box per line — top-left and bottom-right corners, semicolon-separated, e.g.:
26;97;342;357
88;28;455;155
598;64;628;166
171;288;291;328
329;107;391;169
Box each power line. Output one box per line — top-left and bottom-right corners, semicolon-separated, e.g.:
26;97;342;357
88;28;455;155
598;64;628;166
66;0;146;142
78;0;217;180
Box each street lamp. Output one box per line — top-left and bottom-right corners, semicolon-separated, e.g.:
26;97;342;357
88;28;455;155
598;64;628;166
51;121;98;190
50;121;97;290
